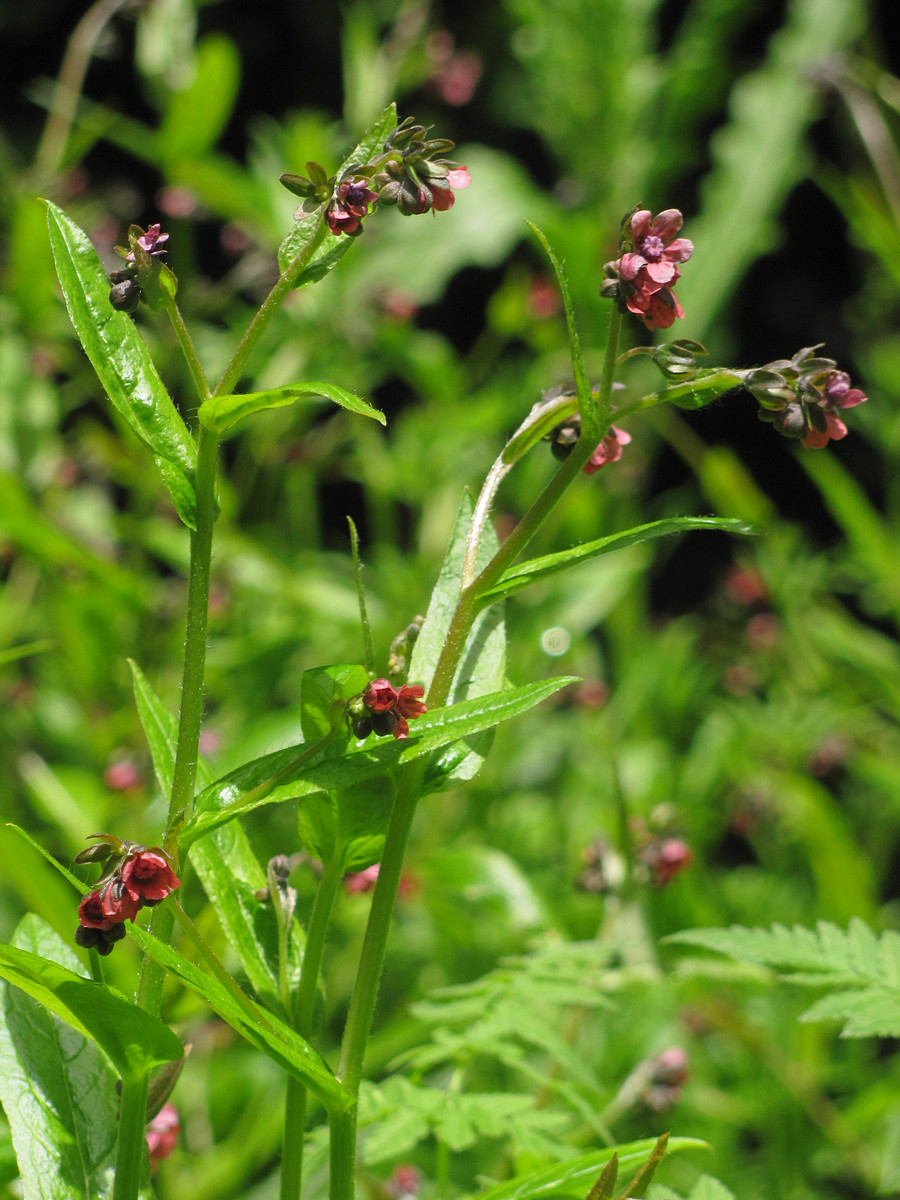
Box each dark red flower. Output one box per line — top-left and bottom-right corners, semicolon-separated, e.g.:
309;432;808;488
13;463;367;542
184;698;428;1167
121;850;181;903
802;410;848;449
363;679;398;712
100;878;142;923
146;1102;179;1169
78;890;114;931
583;426;632;474
125;223;169;261
429;167;472;211
326;179;378;236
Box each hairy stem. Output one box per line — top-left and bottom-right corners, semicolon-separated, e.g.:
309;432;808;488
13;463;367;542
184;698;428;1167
112;1073;149;1200
280;853;344;1200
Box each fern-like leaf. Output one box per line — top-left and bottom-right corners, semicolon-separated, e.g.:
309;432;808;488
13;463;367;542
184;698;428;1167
668;918;900;1037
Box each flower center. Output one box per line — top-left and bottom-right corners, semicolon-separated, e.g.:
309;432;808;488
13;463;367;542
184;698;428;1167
640;234;665;261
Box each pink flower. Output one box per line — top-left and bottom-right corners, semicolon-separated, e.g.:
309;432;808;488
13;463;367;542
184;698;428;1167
822;370;866;409
802;410;848;449
125;223;169;261
146;1103;179;1169
392;685;427;739
100;879;141;924
640;838;694;888
326;179;378;236
363;679;397;711
630;209;693;267
121;850;181;903
583;426;632;474
344;863;380;894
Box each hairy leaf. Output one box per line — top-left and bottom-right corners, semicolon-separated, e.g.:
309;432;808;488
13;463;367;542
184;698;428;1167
44;201;198;527
477;517;754;603
198;381;384;436
0;916;154;1200
128;924;351;1112
278;102;397;282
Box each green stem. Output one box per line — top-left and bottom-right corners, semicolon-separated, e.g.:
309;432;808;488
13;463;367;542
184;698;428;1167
429;309;623;708
329;1107;357;1200
213;217;327;398
280;853;344;1200
112;1073;149;1200
332;762;426;1200
164;295;211;412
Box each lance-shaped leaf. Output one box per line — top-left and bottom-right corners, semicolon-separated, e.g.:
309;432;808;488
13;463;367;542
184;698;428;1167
476;516;755;604
0;934;183;1082
278;102;397;284
198;382;384;436
297;776;396;874
127;924;352;1112
44;201;198;528
463;1136;706;1200
181;676;573;848
0;916;155;1200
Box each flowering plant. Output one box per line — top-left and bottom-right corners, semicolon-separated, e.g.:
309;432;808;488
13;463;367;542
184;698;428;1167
0;93;868;1200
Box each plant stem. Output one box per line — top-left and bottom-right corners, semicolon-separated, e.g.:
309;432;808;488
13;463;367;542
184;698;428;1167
280;852;344;1200
112;1073;149;1200
333;762;426;1200
213;218;327;398
164;295;211;412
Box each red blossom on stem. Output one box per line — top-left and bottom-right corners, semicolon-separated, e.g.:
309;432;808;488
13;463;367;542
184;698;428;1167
78;891;114;930
601;207;692;329
357;678;427;740
325;179;379;236
121;850;181;903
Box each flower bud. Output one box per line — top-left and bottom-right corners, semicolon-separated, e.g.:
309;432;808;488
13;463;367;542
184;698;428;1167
109;277;142;313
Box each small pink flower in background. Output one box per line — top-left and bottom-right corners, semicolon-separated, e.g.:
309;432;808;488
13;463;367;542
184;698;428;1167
640;838;694;888
146;1103;179;1169
822;370;866;409
802;410;848;449
344;863;380;894
583;426;632;474
103;759;141;791
121;850;181;903
387;1164;422;1198
650;1045;690;1088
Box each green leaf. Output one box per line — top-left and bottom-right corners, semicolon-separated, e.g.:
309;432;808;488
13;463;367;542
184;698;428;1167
687;1176;735;1200
588;1155;618;1200
408;489;507;788
620;1133;669;1199
463;1137;707;1200
0;916;154;1200
127;923;352;1112
297;776;396;873
158;34;241;161
300;664;370;744
0;929;183;1082
44;201;198;528
645;370;743;412
278;102;397;282
198;381;384;436
182;676;570;847
190;822;305;1020
477;517;755;604
525;222;594;429
668;919;900;1037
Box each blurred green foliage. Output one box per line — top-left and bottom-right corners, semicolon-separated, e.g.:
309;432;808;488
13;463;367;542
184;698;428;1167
2;0;900;1197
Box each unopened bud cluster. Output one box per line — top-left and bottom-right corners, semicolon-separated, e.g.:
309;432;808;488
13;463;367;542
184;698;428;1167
746;345;867;448
107;223;170;313
348;678;427;741
280;115;470;240
75;834;180;955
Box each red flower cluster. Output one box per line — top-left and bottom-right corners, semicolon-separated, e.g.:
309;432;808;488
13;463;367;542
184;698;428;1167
601;208;693;330
351;678;427;741
326;179;379;236
75;839;180;956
